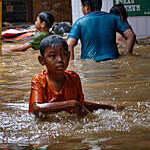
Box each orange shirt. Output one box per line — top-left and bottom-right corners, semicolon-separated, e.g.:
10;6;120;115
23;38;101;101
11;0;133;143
29;70;84;113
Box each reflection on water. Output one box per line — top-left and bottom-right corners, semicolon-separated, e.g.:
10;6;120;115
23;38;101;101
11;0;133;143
0;42;150;149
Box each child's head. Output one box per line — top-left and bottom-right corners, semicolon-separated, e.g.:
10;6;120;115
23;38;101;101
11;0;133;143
110;4;127;22
81;0;102;15
35;12;54;31
39;35;70;73
52;22;72;36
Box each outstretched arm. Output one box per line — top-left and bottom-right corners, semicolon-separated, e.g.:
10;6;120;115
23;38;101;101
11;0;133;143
32;100;80;114
32;100;124;118
8;43;32;52
84;101;124;112
122;29;136;55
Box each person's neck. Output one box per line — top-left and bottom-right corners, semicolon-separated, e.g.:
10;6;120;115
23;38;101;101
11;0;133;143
48;71;65;82
86;10;101;15
47;72;65;92
39;27;49;32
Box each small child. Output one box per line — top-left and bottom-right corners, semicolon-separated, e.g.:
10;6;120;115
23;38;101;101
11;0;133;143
7;11;54;52
52;22;71;36
29;35;121;118
110;4;135;48
51;22;72;39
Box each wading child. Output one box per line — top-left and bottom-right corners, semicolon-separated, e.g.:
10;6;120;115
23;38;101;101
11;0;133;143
110;4;136;49
6;12;54;52
29;35;121;118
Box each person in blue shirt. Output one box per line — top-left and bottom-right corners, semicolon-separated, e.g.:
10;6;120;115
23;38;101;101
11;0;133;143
67;0;136;62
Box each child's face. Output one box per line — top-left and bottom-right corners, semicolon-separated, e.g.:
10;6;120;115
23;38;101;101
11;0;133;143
82;4;87;15
35;16;41;30
81;3;90;15
40;45;70;74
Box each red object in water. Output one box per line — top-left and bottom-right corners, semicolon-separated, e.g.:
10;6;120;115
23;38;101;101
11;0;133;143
11;32;33;40
2;28;35;41
2;29;28;39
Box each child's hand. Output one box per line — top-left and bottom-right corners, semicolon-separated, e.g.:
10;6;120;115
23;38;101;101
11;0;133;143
114;105;125;111
67;100;89;117
75;105;90;118
36;112;46;119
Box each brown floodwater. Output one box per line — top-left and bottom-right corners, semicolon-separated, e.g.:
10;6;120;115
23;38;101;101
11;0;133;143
0;41;150;150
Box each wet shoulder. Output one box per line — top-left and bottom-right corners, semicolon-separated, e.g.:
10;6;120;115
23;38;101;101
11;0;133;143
104;13;121;25
65;70;80;80
108;13;122;21
32;70;47;84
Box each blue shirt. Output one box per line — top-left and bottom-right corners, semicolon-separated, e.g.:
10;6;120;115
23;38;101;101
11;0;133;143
68;11;129;62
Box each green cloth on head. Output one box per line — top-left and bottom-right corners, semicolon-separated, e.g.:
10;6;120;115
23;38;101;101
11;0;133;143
29;31;49;50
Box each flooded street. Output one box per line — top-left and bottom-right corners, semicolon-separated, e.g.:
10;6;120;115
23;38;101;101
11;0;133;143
0;42;150;149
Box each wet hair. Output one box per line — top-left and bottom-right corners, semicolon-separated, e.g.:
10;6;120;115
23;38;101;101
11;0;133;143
110;4;128;21
40;35;68;57
81;0;102;11
38;12;54;29
52;22;72;36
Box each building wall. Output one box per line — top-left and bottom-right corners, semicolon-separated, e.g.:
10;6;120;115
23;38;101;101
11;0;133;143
26;0;33;23
71;0;150;38
33;0;72;23
0;0;1;50
2;0;27;22
2;0;72;23
71;0;82;23
128;16;150;38
0;0;1;25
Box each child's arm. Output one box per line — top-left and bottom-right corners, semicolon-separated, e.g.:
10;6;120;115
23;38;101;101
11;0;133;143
84;101;115;112
32;100;81;114
32;101;124;117
84;101;124;112
84;101;124;111
7;43;32;52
